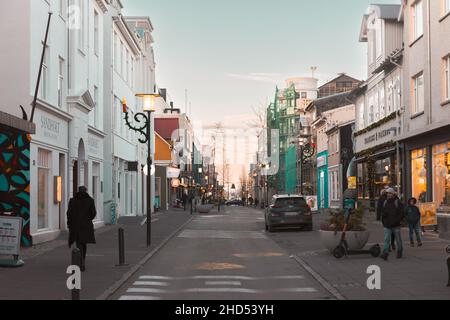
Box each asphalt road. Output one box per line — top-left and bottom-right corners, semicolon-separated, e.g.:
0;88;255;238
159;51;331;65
111;206;333;300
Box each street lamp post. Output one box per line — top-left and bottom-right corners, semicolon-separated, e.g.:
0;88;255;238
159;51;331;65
122;93;160;247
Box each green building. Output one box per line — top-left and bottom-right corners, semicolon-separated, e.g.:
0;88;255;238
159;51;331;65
267;84;301;195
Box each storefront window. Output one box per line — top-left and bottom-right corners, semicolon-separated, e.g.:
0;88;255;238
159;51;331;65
38;149;50;230
374;157;395;197
433;143;450;208
357;162;369;199
411;148;427;204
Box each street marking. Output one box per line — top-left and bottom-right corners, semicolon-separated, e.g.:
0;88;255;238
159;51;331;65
233;252;284;258
192;275;254;280
178;230;267;240
133;281;169;287
205;281;242;286
136;275;305;281
276;288;318;293
119;296;162;300
193;262;246;270
139;276;173;280
127;288;167;294
184;288;261;294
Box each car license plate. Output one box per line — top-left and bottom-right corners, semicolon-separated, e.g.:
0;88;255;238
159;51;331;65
285;212;298;216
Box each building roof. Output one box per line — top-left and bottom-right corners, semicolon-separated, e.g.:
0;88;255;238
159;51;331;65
373;4;402;20
318;73;360;91
306;91;353;113
154;118;179;141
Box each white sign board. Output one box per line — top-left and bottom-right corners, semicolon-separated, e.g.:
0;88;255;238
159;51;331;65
305;196;319;212
167;167;181;179
0;216;22;256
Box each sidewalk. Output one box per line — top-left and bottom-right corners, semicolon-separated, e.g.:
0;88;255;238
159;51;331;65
296;211;450;300
0;209;192;300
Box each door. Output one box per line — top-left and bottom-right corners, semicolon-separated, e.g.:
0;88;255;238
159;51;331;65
319;171;325;209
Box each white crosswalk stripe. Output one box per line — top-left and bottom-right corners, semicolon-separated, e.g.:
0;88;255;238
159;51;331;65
118;274;318;300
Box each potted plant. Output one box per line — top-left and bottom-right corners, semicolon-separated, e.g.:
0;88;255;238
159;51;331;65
319;205;370;252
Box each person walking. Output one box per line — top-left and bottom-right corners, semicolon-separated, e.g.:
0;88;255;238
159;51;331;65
182;192;188;211
380;188;404;261
67;186;97;272
377;188;396;251
404;197;423;247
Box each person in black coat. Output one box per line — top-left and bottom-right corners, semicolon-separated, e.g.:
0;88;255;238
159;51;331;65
380;188;404;261
67;186;97;271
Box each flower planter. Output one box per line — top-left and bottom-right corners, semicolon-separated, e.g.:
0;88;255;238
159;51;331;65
197;204;214;214
319;230;370;252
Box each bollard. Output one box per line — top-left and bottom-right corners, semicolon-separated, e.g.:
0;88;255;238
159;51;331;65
116;228;128;267
71;248;81;300
118;228;125;266
447;245;450;287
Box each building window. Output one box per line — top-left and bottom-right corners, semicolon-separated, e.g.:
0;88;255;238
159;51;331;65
412;0;424;41
58;57;64;107
114;33;119;73
432;143;450;208
94;10;99;56
93;86;98;127
120;41;124;77
301;92;307;99
444;55;450;101
329;170;340;202
38;149;51;230
379;86;385;118
59;0;67;18
40;47;49;100
411;148;427;204
445;0;450;15
412;73;425;114
78;0;84;50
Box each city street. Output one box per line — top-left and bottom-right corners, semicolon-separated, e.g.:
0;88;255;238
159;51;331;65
108;207;450;301
110;206;332;300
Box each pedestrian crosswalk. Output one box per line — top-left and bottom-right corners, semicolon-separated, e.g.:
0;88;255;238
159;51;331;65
117;274;318;300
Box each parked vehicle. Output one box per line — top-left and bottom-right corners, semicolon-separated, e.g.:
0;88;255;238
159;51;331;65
226;199;244;206
265;195;312;232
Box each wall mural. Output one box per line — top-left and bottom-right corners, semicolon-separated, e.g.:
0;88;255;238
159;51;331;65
0;129;32;247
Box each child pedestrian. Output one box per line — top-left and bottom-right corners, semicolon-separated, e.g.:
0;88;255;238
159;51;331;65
404;198;422;247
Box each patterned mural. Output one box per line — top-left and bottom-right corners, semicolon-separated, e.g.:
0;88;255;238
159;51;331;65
0;128;32;247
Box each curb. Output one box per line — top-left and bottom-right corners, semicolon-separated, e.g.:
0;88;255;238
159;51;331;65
291;254;347;301
96;216;194;300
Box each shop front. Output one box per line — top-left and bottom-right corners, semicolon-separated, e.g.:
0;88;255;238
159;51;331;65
403;126;450;238
316;152;328;210
355;118;400;208
30;105;70;244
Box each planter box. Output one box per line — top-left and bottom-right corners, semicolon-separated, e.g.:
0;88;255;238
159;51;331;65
320;230;370;252
197;204;214;214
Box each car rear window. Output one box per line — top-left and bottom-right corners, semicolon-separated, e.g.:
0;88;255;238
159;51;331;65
274;198;307;208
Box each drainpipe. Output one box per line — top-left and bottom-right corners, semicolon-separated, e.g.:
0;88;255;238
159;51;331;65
427;0;432;125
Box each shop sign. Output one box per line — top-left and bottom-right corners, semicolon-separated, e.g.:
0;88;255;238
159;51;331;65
348;176;357;190
317;155;327;168
167;167;181;178
0;216;22;256
419;203;438;227
171;179;181;188
35;110;68;149
305;196;318;212
355;119;398;153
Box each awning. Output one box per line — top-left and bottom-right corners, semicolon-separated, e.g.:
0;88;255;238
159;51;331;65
356;147;397;163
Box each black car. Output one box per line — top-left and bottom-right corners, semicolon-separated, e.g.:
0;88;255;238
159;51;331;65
265;195;313;232
226;199;244;206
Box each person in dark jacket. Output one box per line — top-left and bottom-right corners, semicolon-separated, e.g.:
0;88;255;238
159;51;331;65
377;188;396;251
380;188;404;260
404;197;422;247
67;186;97;271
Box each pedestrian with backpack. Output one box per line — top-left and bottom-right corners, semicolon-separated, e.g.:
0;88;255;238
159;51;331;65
404;197;423;247
380;188;404;261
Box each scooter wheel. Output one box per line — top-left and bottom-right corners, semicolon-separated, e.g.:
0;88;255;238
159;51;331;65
333;245;346;259
370;244;381;258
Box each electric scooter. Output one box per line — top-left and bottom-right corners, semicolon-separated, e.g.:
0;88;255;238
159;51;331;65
333;209;381;259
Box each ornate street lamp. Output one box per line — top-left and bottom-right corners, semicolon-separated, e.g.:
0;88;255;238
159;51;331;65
298;133;316;195
122;93;160;247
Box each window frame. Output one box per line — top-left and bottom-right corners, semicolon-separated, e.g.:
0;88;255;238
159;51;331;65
412;72;425;115
444;55;450;102
411;0;424;42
